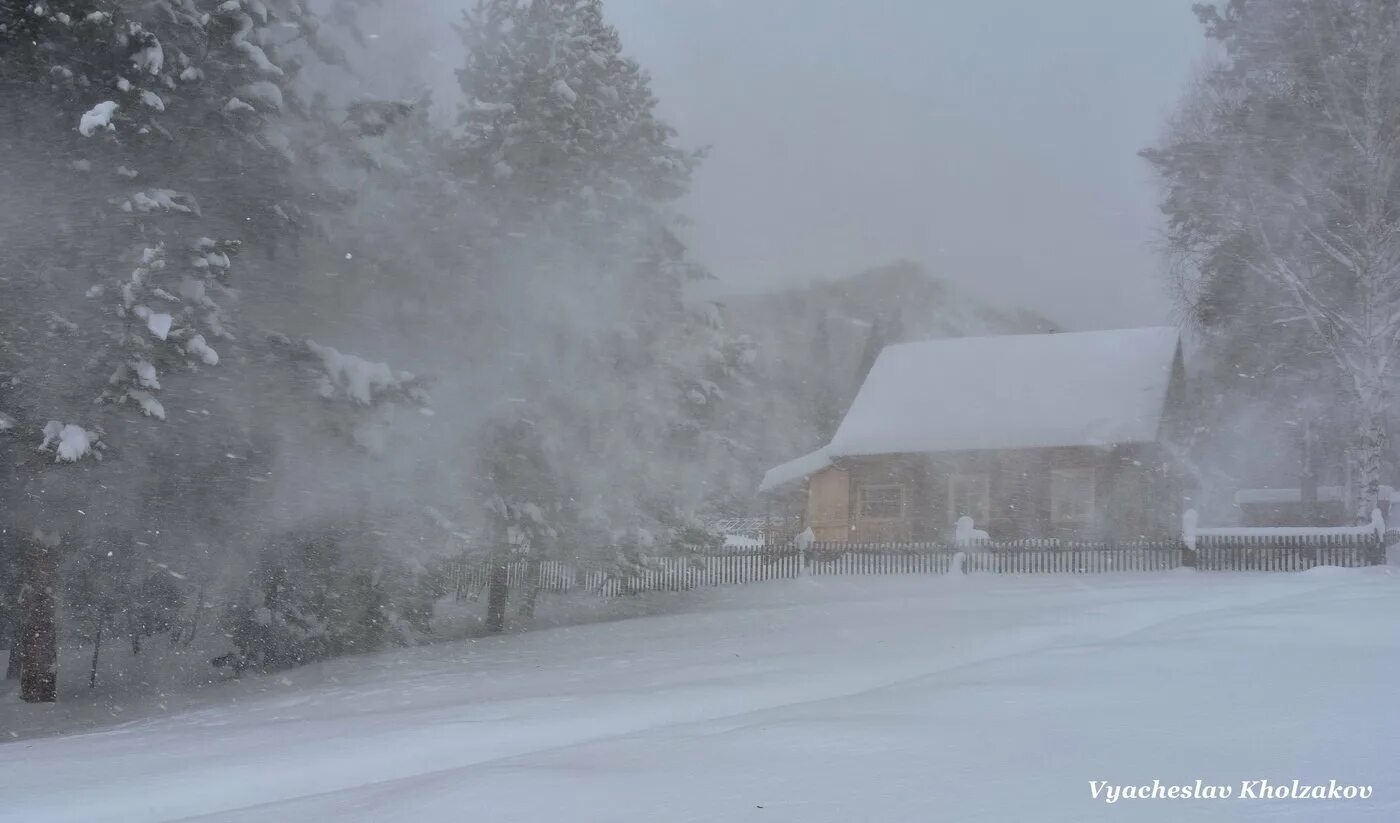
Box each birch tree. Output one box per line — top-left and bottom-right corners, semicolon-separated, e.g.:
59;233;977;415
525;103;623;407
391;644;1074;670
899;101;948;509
1145;0;1400;520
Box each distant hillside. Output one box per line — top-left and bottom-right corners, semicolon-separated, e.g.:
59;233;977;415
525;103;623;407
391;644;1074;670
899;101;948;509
711;261;1056;513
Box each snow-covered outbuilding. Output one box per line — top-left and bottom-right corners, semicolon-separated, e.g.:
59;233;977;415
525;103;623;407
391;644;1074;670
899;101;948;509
761;327;1187;541
1233;485;1400;527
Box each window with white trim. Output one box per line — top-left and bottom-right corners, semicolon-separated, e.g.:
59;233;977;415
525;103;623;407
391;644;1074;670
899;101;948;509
858;484;904;519
947;473;990;527
1051;466;1097;527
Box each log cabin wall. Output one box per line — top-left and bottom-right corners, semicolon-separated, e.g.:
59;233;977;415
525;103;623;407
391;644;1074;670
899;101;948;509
811;445;1178;542
806;465;853;541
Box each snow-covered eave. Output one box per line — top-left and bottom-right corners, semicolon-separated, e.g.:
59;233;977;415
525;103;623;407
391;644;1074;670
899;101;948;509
759;446;831;493
760;434;1164;494
826;435;1158;461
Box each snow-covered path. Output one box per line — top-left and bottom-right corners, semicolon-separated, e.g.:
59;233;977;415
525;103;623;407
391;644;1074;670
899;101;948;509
2;570;1398;822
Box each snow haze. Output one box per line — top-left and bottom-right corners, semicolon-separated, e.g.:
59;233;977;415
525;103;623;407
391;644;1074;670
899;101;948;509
350;0;1204;328
612;0;1204;328
6;3;1397;821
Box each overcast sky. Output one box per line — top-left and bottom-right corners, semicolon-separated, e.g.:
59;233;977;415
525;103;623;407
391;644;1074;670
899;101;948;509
605;0;1207;329
376;0;1207;330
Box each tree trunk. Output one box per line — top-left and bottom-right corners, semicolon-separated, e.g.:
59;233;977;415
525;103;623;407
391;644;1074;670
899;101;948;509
516;557;542;622
1300;419;1321;526
2;529;19;681
1352;396;1387;523
180;583;205;647
89;619;103;689
20;531;58;704
4;616;20;681
484;557;510;634
128;608;142;656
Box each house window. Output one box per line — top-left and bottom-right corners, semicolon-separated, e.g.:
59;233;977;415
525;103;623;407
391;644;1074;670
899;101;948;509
948;473;990;527
1051;467;1097;527
858;484;904;519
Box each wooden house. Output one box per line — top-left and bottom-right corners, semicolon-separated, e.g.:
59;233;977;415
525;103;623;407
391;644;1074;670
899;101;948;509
760;327;1187;541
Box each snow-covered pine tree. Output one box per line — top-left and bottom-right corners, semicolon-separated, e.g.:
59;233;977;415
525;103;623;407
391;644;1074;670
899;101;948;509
454;0;752;610
0;0;425;700
0;0;303;701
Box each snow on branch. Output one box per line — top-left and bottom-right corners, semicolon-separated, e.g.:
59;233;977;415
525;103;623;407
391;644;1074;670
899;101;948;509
115;189;200;215
38;421;104;463
270;336;432;408
78;101;119;136
265;335;433;453
306;341;426;407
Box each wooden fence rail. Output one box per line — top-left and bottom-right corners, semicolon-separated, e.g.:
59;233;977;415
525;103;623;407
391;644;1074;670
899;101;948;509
446;532;1384;599
1192;533;1385;571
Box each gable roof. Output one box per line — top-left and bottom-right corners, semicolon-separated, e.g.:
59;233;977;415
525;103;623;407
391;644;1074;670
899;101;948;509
761;327;1181;492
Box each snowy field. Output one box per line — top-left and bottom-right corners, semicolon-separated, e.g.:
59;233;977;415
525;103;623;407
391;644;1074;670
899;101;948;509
2;569;1399;822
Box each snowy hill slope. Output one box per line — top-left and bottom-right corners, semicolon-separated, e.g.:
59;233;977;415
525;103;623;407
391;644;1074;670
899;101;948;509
2;570;1397;822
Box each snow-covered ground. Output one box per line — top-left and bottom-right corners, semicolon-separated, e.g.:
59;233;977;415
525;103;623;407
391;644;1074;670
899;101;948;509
2;569;1398;822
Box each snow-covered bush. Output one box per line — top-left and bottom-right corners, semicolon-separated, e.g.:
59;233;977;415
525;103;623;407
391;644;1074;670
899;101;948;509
220;526;436;674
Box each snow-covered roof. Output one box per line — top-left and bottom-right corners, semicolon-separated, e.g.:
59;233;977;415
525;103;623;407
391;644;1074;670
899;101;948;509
760;447;831;493
760;327;1180;490
827;327;1179;457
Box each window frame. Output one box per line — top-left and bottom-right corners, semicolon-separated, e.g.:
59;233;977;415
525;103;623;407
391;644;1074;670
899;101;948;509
857;483;906;520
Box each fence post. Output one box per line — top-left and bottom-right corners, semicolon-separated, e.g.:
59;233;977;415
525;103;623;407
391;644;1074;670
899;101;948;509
1180;508;1198;568
795;527;814;579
